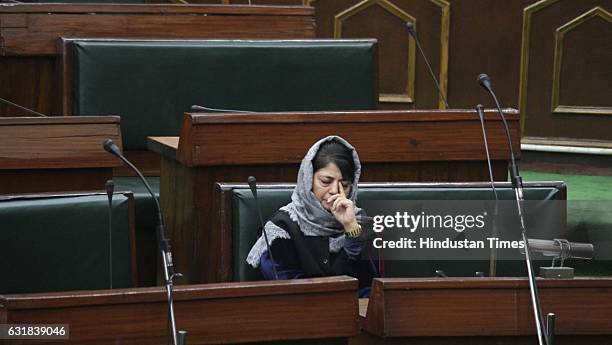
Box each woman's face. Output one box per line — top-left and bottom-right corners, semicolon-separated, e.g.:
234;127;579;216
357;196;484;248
312;162;352;211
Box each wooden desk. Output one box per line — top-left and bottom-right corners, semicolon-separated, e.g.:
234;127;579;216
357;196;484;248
353;277;612;345
148;109;519;283
0;116;121;194
0;276;358;344
0;3;316;117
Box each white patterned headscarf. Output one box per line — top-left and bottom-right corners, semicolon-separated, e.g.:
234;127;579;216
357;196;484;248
247;135;364;267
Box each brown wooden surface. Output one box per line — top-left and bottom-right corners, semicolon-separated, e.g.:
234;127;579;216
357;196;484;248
213;181;566;283
0;4;315;56
0;3;316;118
177;109;520;167
305;0;537;111
0;116;121;169
0;276;358;344
224;0;611;146
362;277;612;338
519;0;612;142
0;116;122;194
151;109;520;283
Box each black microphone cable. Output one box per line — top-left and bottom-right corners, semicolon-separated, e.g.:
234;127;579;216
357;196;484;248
478;74;551;345
105;180;115;289
247;176;279;280
406;22;449;109
103;139;185;345
190;105;255;113
475;104;499;277
0;96;47;117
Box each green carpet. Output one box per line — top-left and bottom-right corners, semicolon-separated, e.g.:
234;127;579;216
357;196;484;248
521;170;612;200
521;170;612;275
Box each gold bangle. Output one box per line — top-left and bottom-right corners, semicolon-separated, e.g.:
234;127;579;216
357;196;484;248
346;223;362;238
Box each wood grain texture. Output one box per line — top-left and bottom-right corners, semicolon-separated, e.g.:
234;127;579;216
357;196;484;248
178;109;520;167
113;150;161;177
311;0;536;110
363;277;612;337
0;3;316;117
0;116;122;169
0;116;121;194
1;276;358;344
0;4;315;56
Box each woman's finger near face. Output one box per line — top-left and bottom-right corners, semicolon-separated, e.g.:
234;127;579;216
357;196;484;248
339;181;346;197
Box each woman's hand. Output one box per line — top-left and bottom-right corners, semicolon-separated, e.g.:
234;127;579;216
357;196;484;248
327;182;358;231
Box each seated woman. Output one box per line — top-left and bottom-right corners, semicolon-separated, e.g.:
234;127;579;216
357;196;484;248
246;135;376;296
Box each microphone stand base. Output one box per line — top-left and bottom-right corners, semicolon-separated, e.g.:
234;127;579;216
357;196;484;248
539;266;574;279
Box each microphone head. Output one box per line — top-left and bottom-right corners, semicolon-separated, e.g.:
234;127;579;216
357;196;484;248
103;139;118;154
405;21;416;35
475;104;485;119
247;176;258;198
477;73;492;90
105;179;114;201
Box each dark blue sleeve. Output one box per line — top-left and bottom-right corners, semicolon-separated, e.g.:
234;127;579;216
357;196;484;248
259;239;305;280
343;236;365;259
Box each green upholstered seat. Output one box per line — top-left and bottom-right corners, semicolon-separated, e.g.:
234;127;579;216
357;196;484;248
113;177;159;286
68;39;378;150
0;192;136;294
221;182;568;282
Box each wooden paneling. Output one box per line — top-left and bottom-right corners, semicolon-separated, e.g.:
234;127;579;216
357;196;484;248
1;276;358;344
362;277;612;338
310;0;537;111
153;109;519;283
178;110;520;167
520;0;612;142
0;4;316;117
0;116;121;194
0;117;121;169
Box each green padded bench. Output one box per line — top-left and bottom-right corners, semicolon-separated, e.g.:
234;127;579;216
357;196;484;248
65;39;378;150
113;176;159;286
0;192;136;294
214;181;569;282
63;39;378;284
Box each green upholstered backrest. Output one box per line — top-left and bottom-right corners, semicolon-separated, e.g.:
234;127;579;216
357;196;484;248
0;193;135;294
69;39;378;149
227;182;567;282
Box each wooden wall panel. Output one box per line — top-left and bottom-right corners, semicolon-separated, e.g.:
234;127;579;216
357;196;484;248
0;4;316;117
313;0;449;109
520;0;612;143
310;0;537;111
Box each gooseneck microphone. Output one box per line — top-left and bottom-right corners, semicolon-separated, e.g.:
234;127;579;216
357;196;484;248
0;96;48;117
475;104;498;201
477;74;522;193
103;139;185;345
247;176;278;280
406;22;449;109
105;180;115;289
475;104;499;277
477;74;551;345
